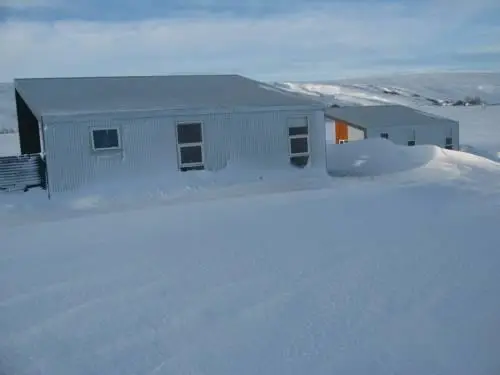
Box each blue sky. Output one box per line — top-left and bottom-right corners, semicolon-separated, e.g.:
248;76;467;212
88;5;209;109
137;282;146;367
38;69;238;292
0;0;500;82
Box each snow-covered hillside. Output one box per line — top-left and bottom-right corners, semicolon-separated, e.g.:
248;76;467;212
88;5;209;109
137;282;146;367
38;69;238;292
275;72;500;107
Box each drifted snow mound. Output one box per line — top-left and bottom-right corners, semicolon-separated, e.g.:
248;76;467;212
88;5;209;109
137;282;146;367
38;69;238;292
326;138;437;176
460;144;500;162
326;138;500;177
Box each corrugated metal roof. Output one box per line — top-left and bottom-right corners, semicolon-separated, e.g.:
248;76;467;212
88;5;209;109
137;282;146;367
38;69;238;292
325;105;458;130
14;74;322;118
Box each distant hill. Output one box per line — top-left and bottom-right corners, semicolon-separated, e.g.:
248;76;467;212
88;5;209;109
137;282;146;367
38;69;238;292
273;72;500;108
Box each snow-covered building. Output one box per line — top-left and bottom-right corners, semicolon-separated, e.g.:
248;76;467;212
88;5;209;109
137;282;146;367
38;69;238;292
325;105;459;149
14;74;326;194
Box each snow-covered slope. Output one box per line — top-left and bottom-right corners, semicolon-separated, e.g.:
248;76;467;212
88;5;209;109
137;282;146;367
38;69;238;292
275;72;500;107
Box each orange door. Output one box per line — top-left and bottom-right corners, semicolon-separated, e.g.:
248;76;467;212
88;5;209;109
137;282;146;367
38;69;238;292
335;121;348;144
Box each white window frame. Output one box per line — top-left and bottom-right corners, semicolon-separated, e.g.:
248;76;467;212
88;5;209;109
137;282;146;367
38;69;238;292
176;121;204;170
90;127;121;151
287;117;310;159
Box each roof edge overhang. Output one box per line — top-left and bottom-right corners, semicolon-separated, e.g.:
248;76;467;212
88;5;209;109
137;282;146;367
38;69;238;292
41;103;326;122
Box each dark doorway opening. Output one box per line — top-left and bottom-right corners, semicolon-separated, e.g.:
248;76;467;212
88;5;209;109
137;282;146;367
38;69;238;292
15;89;41;155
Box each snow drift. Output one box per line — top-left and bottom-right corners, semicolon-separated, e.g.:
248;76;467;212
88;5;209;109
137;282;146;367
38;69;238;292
326;138;500;178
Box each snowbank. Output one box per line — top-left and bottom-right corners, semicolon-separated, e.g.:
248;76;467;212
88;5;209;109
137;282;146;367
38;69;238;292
326;137;500;179
326;138;438;176
0;161;332;225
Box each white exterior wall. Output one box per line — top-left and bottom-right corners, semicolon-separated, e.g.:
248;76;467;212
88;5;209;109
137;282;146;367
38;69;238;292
347;125;365;142
325;119;365;143
42;107;326;193
365;121;459;148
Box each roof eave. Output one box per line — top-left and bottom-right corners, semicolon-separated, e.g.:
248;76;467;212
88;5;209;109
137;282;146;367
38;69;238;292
41;103;325;122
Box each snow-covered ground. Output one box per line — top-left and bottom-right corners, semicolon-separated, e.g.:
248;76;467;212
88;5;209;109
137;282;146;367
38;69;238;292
0;133;19;156
2;141;500;375
2;74;500;375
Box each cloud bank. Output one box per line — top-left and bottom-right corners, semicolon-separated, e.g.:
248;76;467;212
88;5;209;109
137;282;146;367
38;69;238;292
0;0;499;81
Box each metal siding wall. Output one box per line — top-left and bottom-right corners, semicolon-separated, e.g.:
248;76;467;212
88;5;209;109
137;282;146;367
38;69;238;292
366;123;458;148
0;154;44;191
309;110;327;170
45;107;325;193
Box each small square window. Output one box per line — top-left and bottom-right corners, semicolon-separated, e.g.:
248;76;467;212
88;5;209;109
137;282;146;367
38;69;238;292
177;123;202;144
408;140;415;146
180;145;203;164
380;133;389;139
290;137;308;154
92;129;120;150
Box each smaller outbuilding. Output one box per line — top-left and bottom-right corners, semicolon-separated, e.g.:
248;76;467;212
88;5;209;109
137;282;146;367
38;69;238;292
325;105;459;149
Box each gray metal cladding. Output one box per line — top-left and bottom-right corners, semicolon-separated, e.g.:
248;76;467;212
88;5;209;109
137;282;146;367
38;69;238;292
43;107;327;193
0;154;44;191
365;121;460;148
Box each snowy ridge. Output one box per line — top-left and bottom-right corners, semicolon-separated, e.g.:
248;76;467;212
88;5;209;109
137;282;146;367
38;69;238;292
274;72;500;108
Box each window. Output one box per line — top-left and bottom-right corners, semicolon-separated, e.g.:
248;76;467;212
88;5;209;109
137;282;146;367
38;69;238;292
445;137;453;150
288;118;309;168
92;129;120;150
177;122;204;171
408;140;415;146
380;133;389;139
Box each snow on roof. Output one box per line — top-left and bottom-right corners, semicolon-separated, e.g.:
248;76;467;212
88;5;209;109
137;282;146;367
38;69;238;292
14;74;322;118
325;104;458;130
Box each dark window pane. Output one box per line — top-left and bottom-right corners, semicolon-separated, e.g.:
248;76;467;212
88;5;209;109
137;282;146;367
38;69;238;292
290;155;309;168
289;126;308;136
177;123;202;144
408;140;415;146
181;165;205;172
290;137;308;154
445;137;452;144
93;129;119;149
180;145;202;164
380;133;389;139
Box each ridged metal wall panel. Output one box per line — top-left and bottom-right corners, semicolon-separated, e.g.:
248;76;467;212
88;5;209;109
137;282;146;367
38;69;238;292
44;108;326;193
0;154;44;191
365;121;459;148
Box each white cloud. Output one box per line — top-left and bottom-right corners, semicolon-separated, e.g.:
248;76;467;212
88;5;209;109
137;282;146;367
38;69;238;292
0;1;499;81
